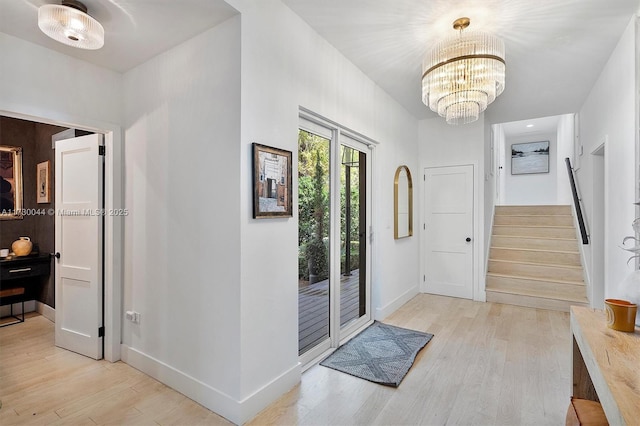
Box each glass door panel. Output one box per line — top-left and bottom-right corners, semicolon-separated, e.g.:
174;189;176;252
298;129;331;356
339;144;367;328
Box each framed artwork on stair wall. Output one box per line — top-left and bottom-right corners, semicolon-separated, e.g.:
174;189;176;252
511;141;550;175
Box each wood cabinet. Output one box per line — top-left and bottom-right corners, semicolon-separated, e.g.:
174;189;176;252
0;253;51;305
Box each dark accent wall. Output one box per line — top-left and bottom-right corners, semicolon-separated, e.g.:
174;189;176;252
0;116;66;307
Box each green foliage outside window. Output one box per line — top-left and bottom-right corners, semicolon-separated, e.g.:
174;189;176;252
298;130;361;283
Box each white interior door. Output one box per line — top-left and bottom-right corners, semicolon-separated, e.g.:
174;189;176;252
55;134;104;359
423;165;474;299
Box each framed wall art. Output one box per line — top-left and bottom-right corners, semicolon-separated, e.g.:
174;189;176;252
0;145;23;219
37;160;51;203
252;143;292;218
511;141;550;175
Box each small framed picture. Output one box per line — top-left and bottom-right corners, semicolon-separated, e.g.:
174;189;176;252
511;141;550;175
252;143;292;218
37;160;51;203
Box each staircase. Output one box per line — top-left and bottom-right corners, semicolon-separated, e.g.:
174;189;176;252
486;205;589;312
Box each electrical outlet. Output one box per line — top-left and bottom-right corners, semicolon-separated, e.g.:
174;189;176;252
126;310;141;324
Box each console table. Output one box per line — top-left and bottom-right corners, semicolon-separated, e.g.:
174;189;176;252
0;253;51;282
0;254;51;324
571;306;640;425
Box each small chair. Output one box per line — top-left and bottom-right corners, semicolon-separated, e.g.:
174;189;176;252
566;397;608;426
0;287;25;326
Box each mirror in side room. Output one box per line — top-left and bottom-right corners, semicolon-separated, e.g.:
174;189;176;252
394;165;413;239
0;145;23;220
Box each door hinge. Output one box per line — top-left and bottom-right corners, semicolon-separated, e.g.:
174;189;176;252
99;146;106;156
98;326;105;337
423;275;426;282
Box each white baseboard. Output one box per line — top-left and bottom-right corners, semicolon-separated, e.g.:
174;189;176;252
120;344;300;425
237;361;300;424
36;301;55;322
375;285;419;321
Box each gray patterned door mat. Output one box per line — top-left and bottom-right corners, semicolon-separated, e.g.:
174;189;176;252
320;321;434;387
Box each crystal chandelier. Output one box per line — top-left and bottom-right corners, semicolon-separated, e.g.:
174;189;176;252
38;0;104;50
422;17;505;125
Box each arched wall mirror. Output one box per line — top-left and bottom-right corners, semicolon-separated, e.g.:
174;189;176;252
394;165;413;239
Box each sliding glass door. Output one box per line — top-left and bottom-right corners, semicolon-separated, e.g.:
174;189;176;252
298;115;372;362
338;140;369;332
297;129;331;356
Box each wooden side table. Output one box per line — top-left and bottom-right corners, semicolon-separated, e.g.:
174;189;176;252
570;306;640;425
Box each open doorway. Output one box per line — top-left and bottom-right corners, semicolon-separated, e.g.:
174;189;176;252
0;111;122;362
0;116;68;325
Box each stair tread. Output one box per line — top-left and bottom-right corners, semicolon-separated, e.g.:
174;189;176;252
493;225;574;229
487;272;585;286
486;287;589;303
494;214;572;217
492;235;577;241
490;205;586;308
489;258;583;269
491;246;579;255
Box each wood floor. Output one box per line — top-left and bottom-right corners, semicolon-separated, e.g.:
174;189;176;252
0;313;231;425
252;294;572;425
1;295;572;425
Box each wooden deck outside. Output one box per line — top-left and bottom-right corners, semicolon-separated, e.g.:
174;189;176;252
298;270;361;354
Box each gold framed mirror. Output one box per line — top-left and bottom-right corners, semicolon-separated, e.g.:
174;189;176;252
394;165;413;239
0;145;24;220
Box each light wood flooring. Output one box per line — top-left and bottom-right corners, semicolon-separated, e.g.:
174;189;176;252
0;313;232;425
252;294;571;425
1;295;572;425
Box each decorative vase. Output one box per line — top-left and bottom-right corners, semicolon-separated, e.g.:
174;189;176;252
11;236;32;256
615;270;640;327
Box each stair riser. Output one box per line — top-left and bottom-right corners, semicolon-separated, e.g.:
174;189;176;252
491;236;578;251
492;226;577;239
493;215;574;226
486;291;588;312
488;260;584;282
490;248;581;266
495;205;572;216
486;275;586;300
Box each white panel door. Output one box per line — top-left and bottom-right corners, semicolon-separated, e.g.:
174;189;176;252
55;134;104;359
424;165;474;299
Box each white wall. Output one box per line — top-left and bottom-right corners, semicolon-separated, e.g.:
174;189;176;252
0;33;122;127
485;123;498;272
503;132;557;205
495;124;507;205
120;16;243;421
576;15;637;304
418;117;486;301
225;0;420;422
556;114;575;205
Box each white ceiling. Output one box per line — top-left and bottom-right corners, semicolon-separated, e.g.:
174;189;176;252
0;0;238;72
282;0;640;124
0;0;638;128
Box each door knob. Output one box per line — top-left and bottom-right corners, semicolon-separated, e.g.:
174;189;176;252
465;237;471;242
52;252;61;259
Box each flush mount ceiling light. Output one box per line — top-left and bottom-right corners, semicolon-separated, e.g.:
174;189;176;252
422;17;505;125
38;0;104;50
